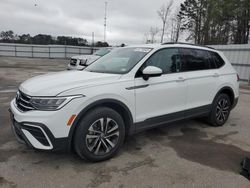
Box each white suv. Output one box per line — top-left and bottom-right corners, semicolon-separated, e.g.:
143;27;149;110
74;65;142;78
68;48;112;70
9;43;239;161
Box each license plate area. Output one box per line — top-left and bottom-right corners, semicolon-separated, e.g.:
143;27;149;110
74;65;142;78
9;109;14;123
8;109;25;144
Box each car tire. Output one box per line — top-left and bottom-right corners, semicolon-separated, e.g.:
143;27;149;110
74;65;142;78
207;93;232;127
74;107;125;162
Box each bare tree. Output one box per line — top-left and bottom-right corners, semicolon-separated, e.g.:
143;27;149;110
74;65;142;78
144;27;160;44
149;27;160;43
171;10;182;43
158;0;174;43
144;32;150;44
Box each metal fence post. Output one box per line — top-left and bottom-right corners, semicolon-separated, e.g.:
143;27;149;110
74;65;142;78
49;46;51;59
31;46;33;58
14;45;17;57
65;46;67;59
248;73;250;86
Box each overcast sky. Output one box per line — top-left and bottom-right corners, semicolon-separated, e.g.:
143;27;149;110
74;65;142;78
0;0;184;45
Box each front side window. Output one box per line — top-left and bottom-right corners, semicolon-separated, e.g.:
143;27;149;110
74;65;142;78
85;47;152;74
180;48;210;72
142;48;181;74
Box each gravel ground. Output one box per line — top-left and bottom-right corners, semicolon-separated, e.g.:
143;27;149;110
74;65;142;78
0;57;250;188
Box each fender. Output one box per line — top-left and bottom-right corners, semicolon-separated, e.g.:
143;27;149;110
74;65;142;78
67;98;134;151
213;86;236;107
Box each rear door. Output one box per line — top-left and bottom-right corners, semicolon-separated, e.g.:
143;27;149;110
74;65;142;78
179;48;219;110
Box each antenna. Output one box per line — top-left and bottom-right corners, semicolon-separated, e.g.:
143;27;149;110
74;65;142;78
104;1;108;42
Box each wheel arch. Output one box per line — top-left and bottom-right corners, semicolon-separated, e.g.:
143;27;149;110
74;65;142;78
67;99;134;151
214;86;235;105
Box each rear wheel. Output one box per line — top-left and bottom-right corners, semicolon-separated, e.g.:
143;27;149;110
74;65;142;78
74;107;125;162
207;93;231;127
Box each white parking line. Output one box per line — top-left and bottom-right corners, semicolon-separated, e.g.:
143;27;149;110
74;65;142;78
0;89;17;93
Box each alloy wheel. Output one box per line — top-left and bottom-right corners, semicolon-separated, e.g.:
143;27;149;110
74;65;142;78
85;117;120;156
216;98;230;123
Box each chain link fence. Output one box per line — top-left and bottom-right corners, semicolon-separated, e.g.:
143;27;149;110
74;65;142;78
210;44;250;85
0;43;99;59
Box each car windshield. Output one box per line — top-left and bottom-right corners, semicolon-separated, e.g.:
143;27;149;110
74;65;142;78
85;47;152;74
94;48;111;56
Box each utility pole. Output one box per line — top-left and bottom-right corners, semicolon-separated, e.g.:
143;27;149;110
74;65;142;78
104;1;108;43
92;32;95;54
92;32;95;47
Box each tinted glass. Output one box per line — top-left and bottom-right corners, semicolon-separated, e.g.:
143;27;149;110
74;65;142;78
85;47;152;74
143;48;181;74
207;51;217;69
180;48;210;72
209;52;225;68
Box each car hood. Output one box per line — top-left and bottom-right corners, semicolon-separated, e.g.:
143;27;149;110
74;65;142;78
19;71;121;96
72;54;93;59
73;54;99;61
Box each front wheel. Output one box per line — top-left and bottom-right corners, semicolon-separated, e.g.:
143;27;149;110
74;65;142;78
207;93;232;127
74;107;125;162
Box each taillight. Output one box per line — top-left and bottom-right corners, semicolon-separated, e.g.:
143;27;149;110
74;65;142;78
237;74;240;82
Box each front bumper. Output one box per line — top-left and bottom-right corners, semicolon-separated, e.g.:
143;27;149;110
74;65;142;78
9;109;69;151
9;98;84;151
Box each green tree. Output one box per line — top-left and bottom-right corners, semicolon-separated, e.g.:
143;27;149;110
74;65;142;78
32;34;53;45
179;0;250;44
95;41;109;47
0;30;14;42
19;34;32;44
233;0;250;44
0;30;89;46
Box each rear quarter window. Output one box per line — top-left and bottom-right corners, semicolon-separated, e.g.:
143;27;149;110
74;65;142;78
209;51;225;68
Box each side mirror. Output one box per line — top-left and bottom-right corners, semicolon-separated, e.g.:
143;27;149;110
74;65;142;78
142;66;163;80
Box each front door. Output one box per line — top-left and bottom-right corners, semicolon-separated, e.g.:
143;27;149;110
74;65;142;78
134;48;188;123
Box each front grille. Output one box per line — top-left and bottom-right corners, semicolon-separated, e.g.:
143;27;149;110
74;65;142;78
70;58;77;66
16;91;35;112
22;125;50;146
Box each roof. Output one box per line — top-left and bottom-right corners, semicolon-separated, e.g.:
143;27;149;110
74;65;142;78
126;42;217;52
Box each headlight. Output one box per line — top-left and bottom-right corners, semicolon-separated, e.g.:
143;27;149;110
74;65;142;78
30;95;84;111
79;59;87;66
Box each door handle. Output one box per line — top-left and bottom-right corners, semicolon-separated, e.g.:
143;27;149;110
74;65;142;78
213;73;220;78
176;77;186;82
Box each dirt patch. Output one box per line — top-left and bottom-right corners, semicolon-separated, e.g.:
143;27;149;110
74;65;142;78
0;149;20;162
86;156;157;188
168;127;248;173
0;177;17;188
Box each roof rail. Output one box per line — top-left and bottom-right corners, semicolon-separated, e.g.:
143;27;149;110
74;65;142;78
161;42;215;50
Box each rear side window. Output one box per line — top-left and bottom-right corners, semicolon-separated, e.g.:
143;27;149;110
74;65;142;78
179;48;210;72
209;52;225;68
